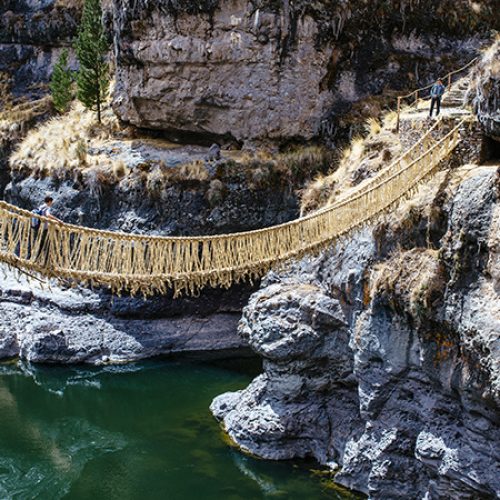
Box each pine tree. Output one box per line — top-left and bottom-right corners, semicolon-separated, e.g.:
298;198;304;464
74;0;109;123
50;49;73;113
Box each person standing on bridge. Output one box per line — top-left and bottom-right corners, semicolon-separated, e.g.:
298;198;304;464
29;196;61;260
32;196;61;227
429;78;446;118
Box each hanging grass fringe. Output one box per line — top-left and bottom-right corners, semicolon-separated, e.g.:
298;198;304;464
0;119;465;297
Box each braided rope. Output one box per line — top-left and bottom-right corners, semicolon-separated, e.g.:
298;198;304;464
0;117;464;296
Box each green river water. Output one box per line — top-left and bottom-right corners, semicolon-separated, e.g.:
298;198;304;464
0;360;355;500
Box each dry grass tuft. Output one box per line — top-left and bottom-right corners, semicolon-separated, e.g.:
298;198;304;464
0;72;13;111
207;179;226;206
217;145;334;192
279;145;333;181
370;248;446;320
365;117;381;136
299;174;332;216
113;160;127;180
54;0;85;7
382;111;399;131
145;168;166;198
0;96;54;148
9;102;126;183
178;160;209;182
6;101;332;204
300;107;403;214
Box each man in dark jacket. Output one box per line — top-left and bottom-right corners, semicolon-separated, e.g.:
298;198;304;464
29;195;61;261
429;79;446;117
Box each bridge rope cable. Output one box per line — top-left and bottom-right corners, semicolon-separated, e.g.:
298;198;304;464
0;58;478;296
0;115;464;296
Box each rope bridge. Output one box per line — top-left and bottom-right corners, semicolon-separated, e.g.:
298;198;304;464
0;118;464;296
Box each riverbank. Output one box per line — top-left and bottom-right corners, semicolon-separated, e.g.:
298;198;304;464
0;266;255;363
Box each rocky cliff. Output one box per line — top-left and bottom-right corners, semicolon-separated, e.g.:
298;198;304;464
0;265;256;363
0;0;79;194
0;0;80;100
468;37;500;142
111;0;497;146
212;156;500;497
5;158;300;236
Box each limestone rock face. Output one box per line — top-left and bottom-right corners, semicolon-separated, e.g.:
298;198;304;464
0;267;254;364
5;156;299;235
0;0;80;98
111;0;496;146
111;0;333;145
212;166;500;499
211;282;357;462
468;38;500;141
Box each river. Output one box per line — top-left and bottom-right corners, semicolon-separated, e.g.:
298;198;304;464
0;360;355;499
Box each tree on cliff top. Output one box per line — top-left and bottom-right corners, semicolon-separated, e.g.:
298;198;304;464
74;0;109;123
50;49;73;113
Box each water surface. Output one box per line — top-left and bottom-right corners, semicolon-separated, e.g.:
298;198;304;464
0;360;354;499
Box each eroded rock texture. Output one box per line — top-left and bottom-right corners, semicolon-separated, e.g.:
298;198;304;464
468;38;500;141
0;266;254;364
5;157;299;235
111;0;497;146
212;165;500;499
0;0;80;98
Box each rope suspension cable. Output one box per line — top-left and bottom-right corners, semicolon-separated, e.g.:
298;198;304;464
0;120;464;296
0;60;476;296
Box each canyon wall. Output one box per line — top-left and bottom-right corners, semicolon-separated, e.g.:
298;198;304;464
0;0;80;100
212;141;500;497
468;38;500;142
111;0;497;146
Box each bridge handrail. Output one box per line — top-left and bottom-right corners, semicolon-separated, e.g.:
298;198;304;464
0;119;464;296
396;56;478;130
398;57;478;101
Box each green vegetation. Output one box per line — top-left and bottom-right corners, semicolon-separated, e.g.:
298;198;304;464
50;49;73;113
74;0;109;123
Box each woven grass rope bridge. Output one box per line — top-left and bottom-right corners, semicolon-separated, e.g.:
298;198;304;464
0;63;475;297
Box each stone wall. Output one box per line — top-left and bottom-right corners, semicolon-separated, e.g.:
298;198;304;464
399;117;485;167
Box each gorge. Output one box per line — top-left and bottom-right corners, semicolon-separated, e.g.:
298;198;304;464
0;1;499;499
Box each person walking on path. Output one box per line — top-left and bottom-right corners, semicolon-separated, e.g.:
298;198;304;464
429;79;446;118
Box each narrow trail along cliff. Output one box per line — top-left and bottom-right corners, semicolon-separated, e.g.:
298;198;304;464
0;67;475;297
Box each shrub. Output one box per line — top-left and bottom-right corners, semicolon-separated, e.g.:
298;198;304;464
112;160;126;180
75;139;88;167
146;168;166;198
279;146;334;183
207;179;226;206
178;161;209;181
